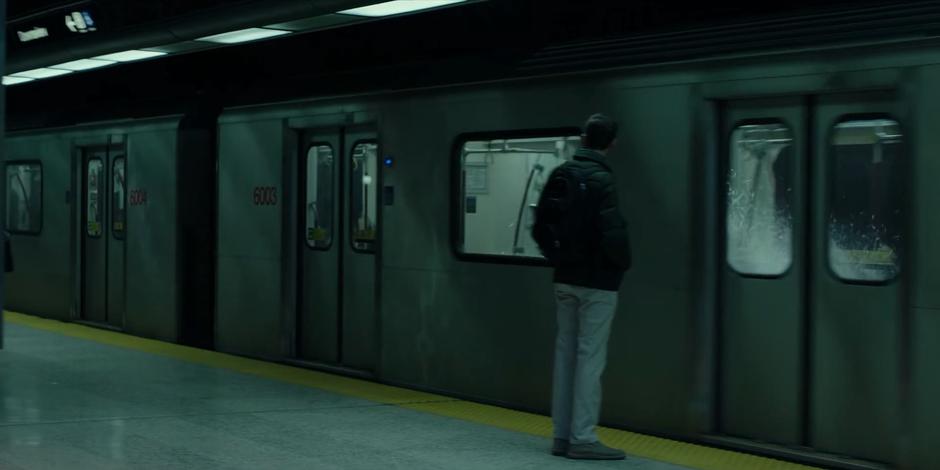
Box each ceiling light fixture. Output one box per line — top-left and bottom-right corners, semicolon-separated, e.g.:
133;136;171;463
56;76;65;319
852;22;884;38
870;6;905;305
339;0;466;17
50;58;116;71
196;27;291;44
10;68;74;79
3;76;35;85
93;50;167;62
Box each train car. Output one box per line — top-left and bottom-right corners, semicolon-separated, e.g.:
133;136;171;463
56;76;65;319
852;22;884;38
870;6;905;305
5;118;182;339
6;3;940;469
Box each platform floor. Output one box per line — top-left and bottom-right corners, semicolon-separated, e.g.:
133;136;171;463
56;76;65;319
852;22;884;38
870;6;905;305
0;312;815;470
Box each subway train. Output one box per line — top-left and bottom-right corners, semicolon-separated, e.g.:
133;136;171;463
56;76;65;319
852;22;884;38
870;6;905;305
5;3;940;469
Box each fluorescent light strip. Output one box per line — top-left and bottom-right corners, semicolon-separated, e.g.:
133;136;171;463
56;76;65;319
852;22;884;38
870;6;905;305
93;49;167;62
50;58;116;71
10;68;74;79
339;0;466;17
197;27;291;44
3;76;35;85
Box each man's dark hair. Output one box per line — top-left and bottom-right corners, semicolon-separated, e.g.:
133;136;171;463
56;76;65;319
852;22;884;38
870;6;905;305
582;113;618;150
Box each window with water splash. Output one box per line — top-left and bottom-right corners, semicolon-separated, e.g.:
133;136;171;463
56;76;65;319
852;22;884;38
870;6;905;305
726;122;794;276
828;119;903;283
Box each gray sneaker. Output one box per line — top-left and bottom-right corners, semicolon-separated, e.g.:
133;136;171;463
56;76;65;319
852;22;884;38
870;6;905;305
551;438;569;456
566;441;626;460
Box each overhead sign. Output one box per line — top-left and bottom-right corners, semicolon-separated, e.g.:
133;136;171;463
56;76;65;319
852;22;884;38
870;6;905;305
65;11;98;34
17;27;49;43
8;3;102;49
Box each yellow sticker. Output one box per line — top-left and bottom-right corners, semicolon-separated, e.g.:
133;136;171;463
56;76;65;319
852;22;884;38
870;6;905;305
307;228;327;241
845;247;895;265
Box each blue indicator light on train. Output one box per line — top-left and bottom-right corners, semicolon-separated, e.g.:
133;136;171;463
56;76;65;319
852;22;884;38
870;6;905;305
384;157;393;168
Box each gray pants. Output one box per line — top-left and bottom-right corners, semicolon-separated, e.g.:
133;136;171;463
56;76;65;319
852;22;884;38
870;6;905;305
551;283;617;445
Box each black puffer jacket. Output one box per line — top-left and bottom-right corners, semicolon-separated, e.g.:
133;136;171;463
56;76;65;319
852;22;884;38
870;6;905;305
545;148;631;291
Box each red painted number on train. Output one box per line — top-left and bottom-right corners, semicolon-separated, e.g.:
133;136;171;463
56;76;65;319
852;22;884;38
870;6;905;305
252;186;278;206
129;189;148;206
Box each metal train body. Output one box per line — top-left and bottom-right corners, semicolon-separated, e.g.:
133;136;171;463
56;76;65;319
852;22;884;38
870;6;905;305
5;26;940;470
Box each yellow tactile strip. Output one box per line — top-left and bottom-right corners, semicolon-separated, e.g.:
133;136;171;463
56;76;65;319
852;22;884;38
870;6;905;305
4;311;817;470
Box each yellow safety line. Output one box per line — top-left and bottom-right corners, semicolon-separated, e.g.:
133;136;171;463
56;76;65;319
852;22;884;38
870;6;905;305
4;311;818;470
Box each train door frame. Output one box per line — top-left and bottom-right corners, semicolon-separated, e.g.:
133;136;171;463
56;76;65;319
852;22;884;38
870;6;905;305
283;114;383;378
71;135;127;331
700;82;914;468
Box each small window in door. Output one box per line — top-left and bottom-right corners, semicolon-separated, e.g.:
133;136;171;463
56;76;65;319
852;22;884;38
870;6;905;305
350;141;378;252
5;162;42;235
306;144;334;249
112;157;126;238
87;158;104;238
828;118;903;282
726;123;794;276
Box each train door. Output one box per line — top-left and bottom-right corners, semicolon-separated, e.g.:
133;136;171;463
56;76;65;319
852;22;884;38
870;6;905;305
79;141;126;328
810;94;904;462
720;98;807;447
719;93;905;463
296;127;380;372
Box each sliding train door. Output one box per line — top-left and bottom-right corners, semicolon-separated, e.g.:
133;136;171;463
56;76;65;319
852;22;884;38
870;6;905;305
720;98;807;446
719;93;906;463
810;94;904;461
296;126;380;372
78;139;126;328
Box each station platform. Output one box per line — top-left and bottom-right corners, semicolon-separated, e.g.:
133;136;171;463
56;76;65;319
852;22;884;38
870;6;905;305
0;312;815;470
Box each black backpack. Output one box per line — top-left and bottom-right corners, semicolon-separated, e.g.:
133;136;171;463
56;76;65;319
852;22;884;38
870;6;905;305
532;163;593;264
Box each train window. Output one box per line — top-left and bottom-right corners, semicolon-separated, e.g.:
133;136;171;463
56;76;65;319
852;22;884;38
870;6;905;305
350;141;378;252
828;118;903;282
87;158;103;238
726;123;794;276
112;157;126;238
306;144;334;249
5;162;42;235
458;134;581;259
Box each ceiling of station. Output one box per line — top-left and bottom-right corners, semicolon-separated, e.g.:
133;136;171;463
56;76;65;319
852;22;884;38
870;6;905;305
5;1;485;79
4;0;932;129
